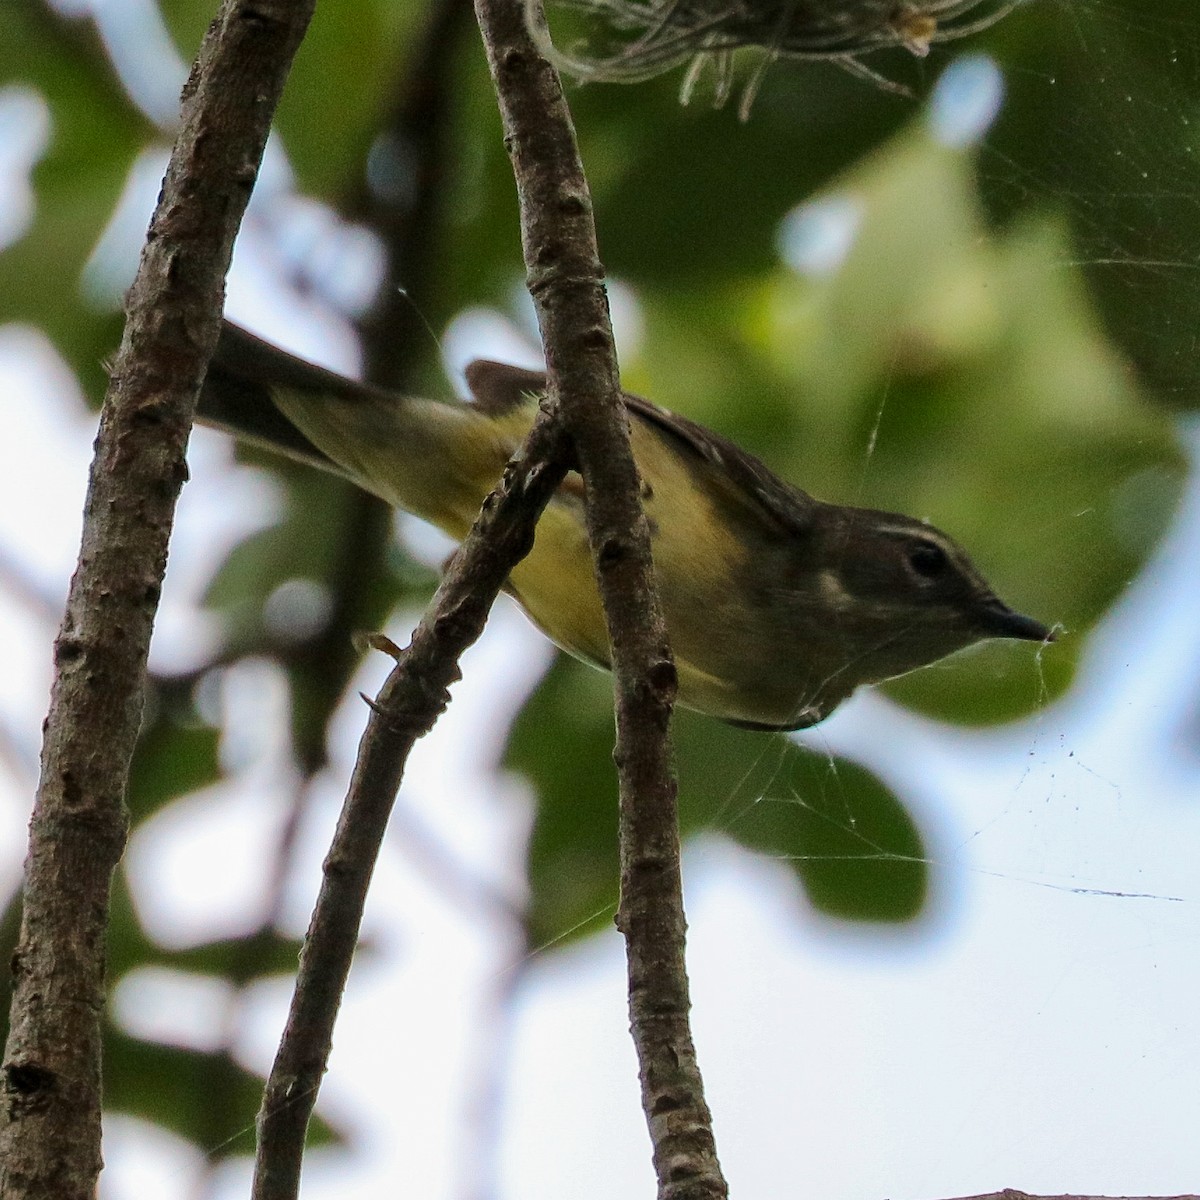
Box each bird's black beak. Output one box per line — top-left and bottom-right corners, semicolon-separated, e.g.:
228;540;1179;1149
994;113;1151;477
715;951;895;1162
976;597;1055;643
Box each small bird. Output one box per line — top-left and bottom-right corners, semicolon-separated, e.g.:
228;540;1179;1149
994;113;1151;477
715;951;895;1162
197;323;1051;731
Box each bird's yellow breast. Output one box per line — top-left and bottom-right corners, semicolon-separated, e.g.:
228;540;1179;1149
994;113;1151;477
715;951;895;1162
500;414;760;720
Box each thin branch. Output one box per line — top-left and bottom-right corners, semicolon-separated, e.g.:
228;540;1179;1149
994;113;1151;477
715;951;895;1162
950;1194;1200;1200
0;1;315;1196
202;10;479;1186
250;410;571;1200
250;2;722;1194
471;2;726;1196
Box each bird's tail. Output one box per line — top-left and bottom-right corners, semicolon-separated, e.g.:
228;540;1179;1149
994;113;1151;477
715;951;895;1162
198;323;344;472
197;323;527;538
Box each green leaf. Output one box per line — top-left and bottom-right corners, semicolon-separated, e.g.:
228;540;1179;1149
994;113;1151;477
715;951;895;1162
0;5;148;396
981;0;1200;408
507;657;620;948
630;131;1184;725
580;62;913;287
272;0;398;196
201;455;432;764
509;657;927;945
129;688;221;822
105;872;306;986
160;930;308;981
102;878;330;1157
672;711;926;921
104;1029;342;1156
0;883;321;1157
159;0;444;197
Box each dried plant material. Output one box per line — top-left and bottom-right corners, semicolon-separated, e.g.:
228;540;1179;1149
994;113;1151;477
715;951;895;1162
891;5;940;55
529;0;1022;117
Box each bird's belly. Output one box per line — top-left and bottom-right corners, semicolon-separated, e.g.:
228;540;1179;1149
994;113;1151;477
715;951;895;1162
505;499;825;730
506;504;611;669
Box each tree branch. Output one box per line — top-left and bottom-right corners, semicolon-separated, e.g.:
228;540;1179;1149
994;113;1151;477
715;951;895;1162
250;409;570;1200
471;2;726;1196
0;2;315;1196
950;1193;1199;1200
248;3;722;1194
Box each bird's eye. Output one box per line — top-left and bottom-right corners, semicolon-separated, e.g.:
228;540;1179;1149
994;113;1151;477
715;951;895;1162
908;541;947;578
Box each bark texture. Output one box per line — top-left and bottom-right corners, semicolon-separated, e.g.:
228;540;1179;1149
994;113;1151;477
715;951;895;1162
472;2;727;1195
251;413;571;1200
0;2;315;1196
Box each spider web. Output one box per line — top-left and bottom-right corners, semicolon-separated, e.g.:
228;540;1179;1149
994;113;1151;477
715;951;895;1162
3;0;1199;1196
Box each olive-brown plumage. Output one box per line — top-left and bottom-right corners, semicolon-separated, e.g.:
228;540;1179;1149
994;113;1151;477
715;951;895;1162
198;323;1051;730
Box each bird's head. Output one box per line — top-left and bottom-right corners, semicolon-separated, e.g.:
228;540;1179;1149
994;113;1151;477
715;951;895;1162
801;504;1053;691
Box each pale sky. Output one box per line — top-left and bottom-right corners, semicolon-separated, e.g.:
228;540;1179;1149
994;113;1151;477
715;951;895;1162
1;13;1198;1198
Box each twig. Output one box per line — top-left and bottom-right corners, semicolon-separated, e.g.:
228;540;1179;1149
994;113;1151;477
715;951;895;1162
950;1194;1199;1200
250;411;571;1200
241;7;514;1191
471;2;726;1196
197;10;482;1189
0;3;315;1197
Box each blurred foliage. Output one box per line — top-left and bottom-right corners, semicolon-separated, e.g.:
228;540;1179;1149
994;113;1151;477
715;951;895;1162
0;867;339;1160
510;656;927;945
0;1;143;396
2;0;1198;1167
